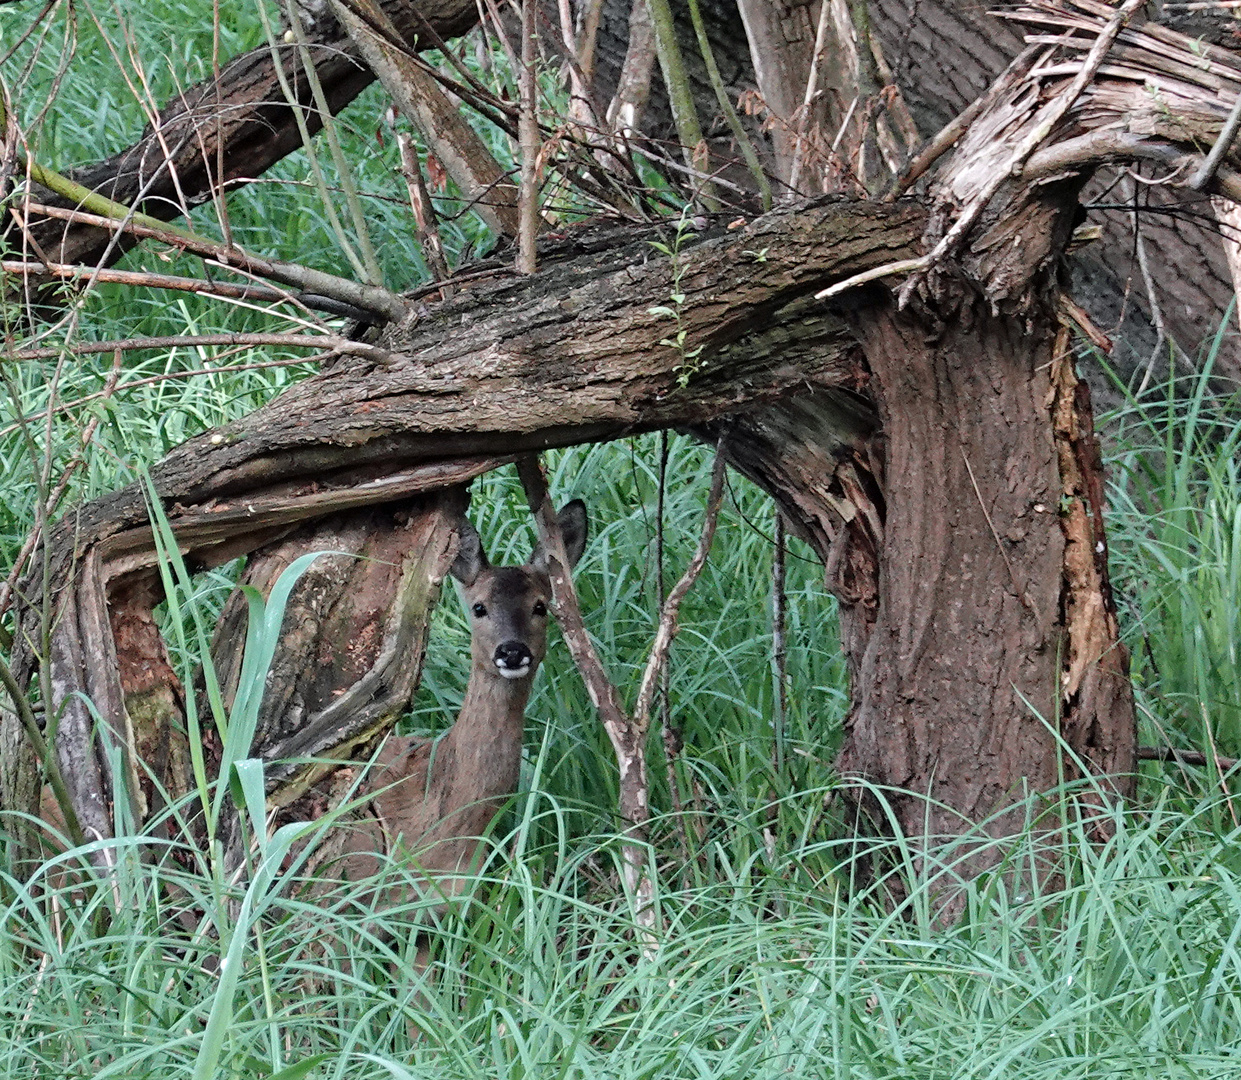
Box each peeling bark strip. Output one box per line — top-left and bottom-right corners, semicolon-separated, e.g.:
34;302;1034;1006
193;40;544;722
1050;335;1134;780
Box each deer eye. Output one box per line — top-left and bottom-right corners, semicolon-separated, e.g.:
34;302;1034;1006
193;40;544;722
472;602;487;618
532;600;547;617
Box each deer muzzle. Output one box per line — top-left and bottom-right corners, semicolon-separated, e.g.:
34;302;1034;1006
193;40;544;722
493;641;533;679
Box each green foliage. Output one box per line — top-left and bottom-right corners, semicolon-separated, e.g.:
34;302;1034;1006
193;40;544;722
647;218;707;388
1105;338;1241;761
5;777;1241;1077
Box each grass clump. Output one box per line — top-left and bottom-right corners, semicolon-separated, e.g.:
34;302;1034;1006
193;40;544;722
4;780;1241;1078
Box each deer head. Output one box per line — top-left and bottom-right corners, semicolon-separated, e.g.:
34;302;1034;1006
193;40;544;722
449;500;588;685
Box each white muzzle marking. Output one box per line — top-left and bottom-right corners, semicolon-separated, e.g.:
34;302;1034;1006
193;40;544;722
497;662;530;680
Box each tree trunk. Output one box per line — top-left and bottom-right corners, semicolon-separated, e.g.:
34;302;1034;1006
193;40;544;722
836;304;1134;851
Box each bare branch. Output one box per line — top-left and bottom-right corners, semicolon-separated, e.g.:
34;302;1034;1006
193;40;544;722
633;445;728;728
329;0;521;240
397;130;452;287
517;455;656;937
17;201;408;321
6;330;379;363
606;0;657;137
517;0;540;273
1138;747;1240;770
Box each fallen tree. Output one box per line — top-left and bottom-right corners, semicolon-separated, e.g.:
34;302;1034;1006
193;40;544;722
4;1;1240;875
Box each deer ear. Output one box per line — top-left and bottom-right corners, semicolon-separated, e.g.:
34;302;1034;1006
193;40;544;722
531;499;588;572
450;519;487;586
557;499;588;569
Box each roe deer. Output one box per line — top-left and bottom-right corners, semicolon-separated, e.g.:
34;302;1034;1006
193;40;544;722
334;501;588;905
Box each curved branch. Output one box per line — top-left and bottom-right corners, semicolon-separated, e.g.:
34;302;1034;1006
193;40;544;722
20;1;481;269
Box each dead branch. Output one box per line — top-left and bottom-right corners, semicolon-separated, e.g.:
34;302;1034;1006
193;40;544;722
896;0;1147;303
15;200;407;322
397;130;452;287
329;0;521;240
517;455;656;931
888;46;1043;197
632;444;728;728
3;260;297;308
517;0;540;274
19;1;483;270
7;331;380;363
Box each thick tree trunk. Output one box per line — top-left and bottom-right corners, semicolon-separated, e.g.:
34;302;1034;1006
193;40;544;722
836;305;1134;849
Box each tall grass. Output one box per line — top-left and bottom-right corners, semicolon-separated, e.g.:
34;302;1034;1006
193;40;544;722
5;774;1241;1077
4;408;1241;1076
4;2;1241;1073
1105;344;1241;761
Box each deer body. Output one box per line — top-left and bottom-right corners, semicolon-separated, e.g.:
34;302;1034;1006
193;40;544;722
335;502;587;903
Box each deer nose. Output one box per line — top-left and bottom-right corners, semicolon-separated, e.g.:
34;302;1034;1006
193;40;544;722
494;641;533;680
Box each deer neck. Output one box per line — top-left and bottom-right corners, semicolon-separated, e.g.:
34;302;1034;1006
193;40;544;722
437;662;535;797
456;663;533;731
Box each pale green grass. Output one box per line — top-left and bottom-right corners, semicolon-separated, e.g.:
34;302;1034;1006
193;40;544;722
3;778;1241;1079
1105;341;1241;760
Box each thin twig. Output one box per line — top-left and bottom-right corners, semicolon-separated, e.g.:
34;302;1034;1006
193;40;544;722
5;331;378;363
815;256;930;301
633;444;728;727
517;455;657;942
771;512;787;780
3;259;299;306
654;433;686;839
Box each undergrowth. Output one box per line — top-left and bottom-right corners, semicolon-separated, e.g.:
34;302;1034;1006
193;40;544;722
2;385;1241;1077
